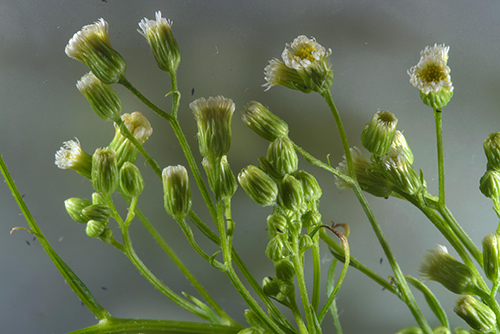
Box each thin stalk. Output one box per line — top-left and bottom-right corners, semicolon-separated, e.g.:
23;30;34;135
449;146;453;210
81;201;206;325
319;89;432;334
434;109;445;206
319;229;396;294
310;232;321;313
291;234;315;333
119;77;173;122
289;294;310;334
121;194;235;326
176;217;216;263
317;226;350;324
0;154;111;321
67;318;242;334
104;196;208;321
325;258;343;334
405;276;449;328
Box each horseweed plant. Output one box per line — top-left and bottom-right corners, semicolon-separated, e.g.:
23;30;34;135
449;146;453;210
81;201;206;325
4;10;500;334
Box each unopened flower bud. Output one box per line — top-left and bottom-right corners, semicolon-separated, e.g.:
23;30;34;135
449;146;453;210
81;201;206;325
301;211;322;229
432;326;450;334
138;11;180;74
64;197;92;224
162;165;192;220
295;170;322;202
238;165;278;206
92;192;106;205
267;214;288;239
391;130;414;165
266;234;291;261
267;137;298;177
66;19;126;84
202;156;237;200
275;259;295;281
119;162;145;197
262;276;280;296
395;327;422;334
381;147;421;195
109;112;153;167
280;174;304;212
335;147;393;198
279;280;294;297
92;148;119;195
242;102;289;142
361;110;398;156
77;72;122;121
480;170;500;200
299;234;314;254
244;309;266;330
55;139;93;179
419;245;478;294
454;295;496;333
484;133;500;170
86;220;108;238
82;204;111;222
483;233;500;283
191;96;235;160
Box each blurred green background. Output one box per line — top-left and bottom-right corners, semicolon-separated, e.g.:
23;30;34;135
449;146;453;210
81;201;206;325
1;0;499;333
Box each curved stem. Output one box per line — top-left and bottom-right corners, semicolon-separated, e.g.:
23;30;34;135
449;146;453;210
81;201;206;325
289;294;309;334
325;257;343;334
310;232;321;313
319;89;432;334
0;154;111;321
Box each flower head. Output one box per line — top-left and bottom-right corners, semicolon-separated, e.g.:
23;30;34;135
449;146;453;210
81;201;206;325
162;165;192;220
281;35;331;70
408;44;453;109
380;147;421;195
138;11;180;74
55;138;92;179
66;19;126;84
408;44;452;95
420;245;478;294
264;36;333;93
335;147;392;198
77;72;122;120
190;96;235;160
109;112;153;168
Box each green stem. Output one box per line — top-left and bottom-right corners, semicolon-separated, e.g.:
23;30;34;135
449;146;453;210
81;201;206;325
104;196;208;321
289;294;310;334
120;193;236;326
319;89;432;334
325;258;343;334
119;77;173;122
0;154;111;321
291;234;315;333
67;318;242;334
434;109;445;206
319;229;396;294
310;231;321;313
317;227;350;324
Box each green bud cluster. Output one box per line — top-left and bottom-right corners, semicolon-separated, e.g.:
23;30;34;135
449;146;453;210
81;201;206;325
64;196;112;239
454;295;496;333
480;133;500;201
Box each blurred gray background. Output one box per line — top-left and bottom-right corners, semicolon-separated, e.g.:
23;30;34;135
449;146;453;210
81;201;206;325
1;0;499;333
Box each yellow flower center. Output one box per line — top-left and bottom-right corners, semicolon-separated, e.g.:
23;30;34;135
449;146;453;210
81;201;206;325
294;44;316;62
420;62;447;83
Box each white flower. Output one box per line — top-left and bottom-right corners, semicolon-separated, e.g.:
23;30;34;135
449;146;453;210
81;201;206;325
408;44;453;95
55;138;85;169
137;11;173;37
65;19;111;60
281;35;331;70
